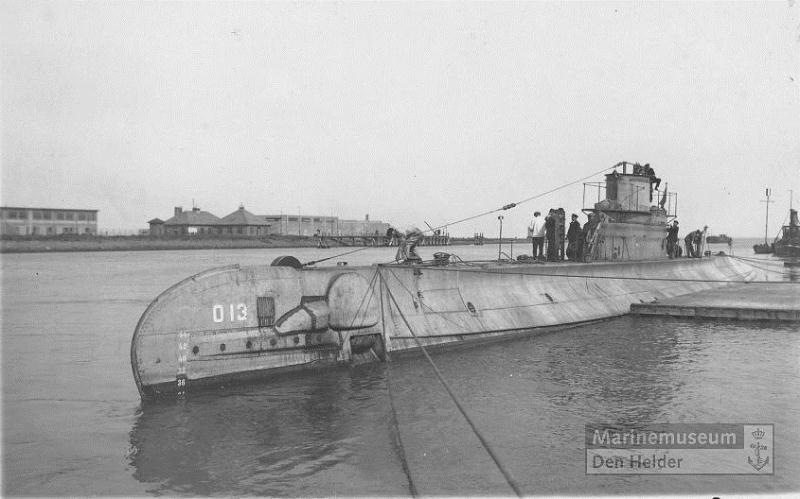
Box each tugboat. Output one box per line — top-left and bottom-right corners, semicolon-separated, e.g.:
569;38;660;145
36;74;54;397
774;208;800;257
131;162;762;400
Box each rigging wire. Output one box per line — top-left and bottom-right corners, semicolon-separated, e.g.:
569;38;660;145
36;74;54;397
425;164;618;235
379;268;524;498
300;164;619;267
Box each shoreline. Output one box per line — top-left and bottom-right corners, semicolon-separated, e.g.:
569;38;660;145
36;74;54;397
0;235;490;254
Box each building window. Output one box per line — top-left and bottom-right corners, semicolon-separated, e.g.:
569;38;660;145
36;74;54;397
33;211;42;220
42;211;52;220
288;217;298;222
78;213;87;221
236;227;243;234
64;213;74;220
57;212;65;220
88;213;96;221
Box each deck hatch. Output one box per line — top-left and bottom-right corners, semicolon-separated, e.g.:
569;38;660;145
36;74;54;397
257;296;275;327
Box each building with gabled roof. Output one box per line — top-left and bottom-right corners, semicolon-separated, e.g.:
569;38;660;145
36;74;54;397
162;206;221;236
216;205;273;236
147;204;390;238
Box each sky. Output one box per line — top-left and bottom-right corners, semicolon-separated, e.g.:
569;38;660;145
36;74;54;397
2;1;798;238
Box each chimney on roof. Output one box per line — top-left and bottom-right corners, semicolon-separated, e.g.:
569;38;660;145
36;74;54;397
192;207;200;212
365;214;369;221
239;203;244;210
174;206;183;216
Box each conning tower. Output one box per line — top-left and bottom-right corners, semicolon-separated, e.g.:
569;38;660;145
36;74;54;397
582;161;677;261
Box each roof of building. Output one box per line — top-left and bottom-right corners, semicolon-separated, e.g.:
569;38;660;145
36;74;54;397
1;206;98;212
147;218;165;224
163;209;221;226
219;206;273;226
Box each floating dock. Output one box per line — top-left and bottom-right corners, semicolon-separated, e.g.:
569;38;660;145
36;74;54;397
630;283;800;322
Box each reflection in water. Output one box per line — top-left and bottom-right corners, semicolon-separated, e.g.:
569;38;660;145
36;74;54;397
127;368;407;496
785;261;800;282
125;314;800;495
540;321;684;425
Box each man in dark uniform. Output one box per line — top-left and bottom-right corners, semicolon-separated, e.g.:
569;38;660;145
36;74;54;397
545;209;557;261
643;163;661;201
566;213;581;260
666;220;679;258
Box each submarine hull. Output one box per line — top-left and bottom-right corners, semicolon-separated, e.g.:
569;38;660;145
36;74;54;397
131;255;760;399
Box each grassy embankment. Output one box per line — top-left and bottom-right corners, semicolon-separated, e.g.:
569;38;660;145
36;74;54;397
1;235;329;253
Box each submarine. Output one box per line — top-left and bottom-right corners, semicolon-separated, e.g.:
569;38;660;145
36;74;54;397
131;163;761;400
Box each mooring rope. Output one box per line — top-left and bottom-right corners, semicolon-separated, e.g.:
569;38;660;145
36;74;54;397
301;246;373;267
385;358;419;497
379;268;524;498
726;255;794;276
345;269;381;329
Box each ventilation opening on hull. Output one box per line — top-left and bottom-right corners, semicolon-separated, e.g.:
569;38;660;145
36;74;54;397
257;296;275;327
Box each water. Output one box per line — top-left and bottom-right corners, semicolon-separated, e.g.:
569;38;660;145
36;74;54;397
2;242;798;495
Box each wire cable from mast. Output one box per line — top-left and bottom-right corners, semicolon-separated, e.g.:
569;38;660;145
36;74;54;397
424;163;619;235
301;163;620;267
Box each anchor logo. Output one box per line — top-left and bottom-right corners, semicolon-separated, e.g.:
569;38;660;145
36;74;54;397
748;428;770;471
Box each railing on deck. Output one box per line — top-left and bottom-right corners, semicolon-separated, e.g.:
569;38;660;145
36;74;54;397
582;182;677;218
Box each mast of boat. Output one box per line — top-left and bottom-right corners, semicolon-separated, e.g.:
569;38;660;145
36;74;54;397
761;188;774;244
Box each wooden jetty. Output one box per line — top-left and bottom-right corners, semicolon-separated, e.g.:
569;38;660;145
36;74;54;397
630;283;800;321
321;234;451;247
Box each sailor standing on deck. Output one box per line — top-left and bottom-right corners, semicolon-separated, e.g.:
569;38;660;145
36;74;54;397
528;211;546;260
666;220;679;258
566;213;581;260
545;209;558;261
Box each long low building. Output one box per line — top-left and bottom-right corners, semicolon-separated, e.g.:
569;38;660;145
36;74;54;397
148;205;390;237
1;206;98;236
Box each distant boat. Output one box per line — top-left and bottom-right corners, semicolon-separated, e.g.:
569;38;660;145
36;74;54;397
753;242;773;254
774;209;800;257
706;233;732;244
754;188;775;254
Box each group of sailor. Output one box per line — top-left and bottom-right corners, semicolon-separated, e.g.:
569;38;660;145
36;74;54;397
529;210;598;262
391;213;705;265
667;220;708;258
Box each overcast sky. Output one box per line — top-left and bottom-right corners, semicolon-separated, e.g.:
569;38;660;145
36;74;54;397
2;1;798;237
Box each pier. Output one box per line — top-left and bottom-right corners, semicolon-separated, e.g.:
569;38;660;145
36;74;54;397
630;283;800;322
